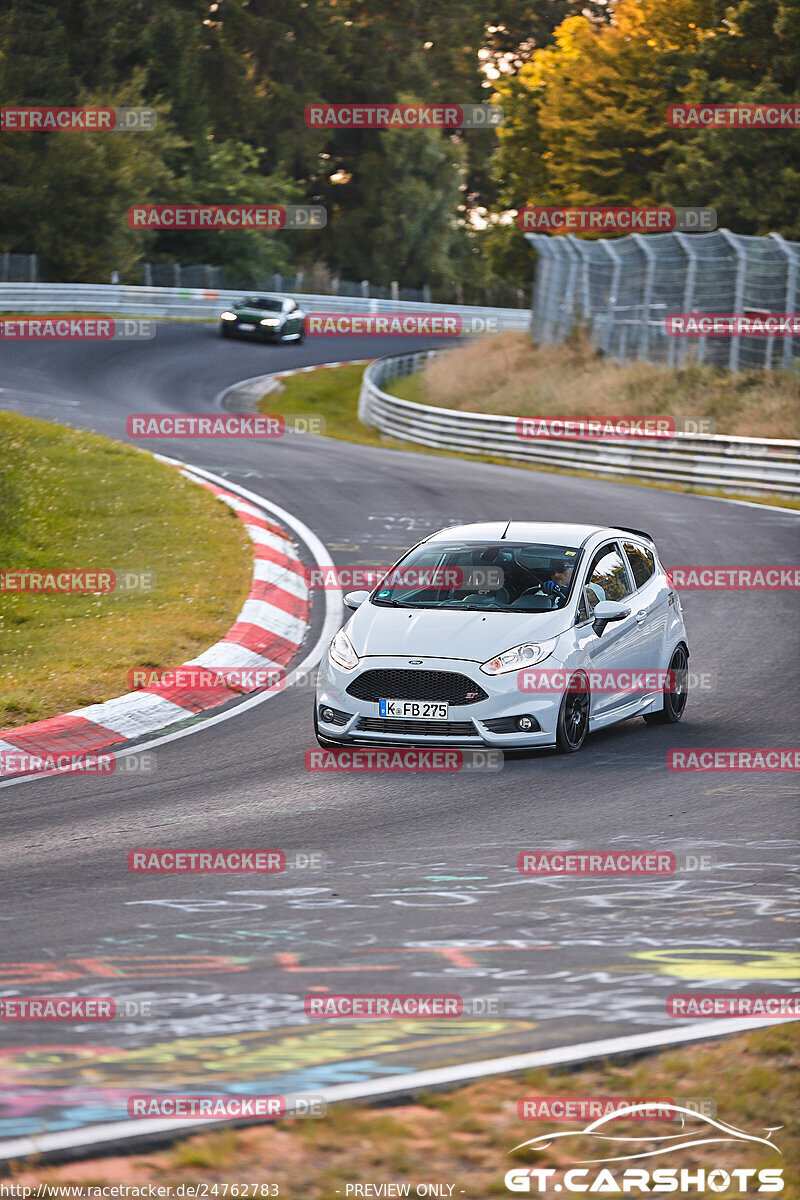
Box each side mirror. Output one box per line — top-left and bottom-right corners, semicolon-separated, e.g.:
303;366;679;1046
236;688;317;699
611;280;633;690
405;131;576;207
592;600;630;637
344;590;370;610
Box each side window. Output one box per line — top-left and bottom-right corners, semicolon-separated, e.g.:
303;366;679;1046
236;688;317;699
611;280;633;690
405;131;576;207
624;542;655;590
585;543;632;611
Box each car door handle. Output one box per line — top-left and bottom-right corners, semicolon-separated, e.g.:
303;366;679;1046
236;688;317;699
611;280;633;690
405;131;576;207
635;609;647;624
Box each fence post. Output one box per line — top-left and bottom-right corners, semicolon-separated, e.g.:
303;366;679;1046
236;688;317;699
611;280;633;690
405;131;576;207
719;228;746;371
631;233;655;362
30;254;38;283
422;284;431;303
566;234;591;320
391;280;399;301
2;252;9;282
143;262;153;286
673;232;699;367
769;232;798;370
600;239;622;358
173;262;181;288
361;279;369;298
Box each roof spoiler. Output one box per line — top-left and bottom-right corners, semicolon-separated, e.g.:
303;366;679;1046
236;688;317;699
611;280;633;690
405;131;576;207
613;526;655;543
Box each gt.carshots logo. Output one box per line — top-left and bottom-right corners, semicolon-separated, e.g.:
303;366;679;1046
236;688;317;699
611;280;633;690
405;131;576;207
505;1103;785;1193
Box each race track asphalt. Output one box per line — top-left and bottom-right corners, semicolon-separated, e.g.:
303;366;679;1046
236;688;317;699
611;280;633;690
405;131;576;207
0;322;797;1150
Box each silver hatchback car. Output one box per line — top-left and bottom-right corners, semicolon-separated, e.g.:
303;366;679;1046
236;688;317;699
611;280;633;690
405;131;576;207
314;522;689;752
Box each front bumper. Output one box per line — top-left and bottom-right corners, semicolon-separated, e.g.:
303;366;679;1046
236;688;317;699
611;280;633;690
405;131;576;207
225;319;286;341
315;654;564;748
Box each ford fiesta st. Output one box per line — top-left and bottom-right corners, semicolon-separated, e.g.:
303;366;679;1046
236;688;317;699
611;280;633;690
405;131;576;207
314;522;689;752
219;295;305;342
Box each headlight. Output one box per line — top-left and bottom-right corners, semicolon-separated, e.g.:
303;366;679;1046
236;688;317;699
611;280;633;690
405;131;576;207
260;317;280;326
329;628;359;671
220;311;237;320
480;637;558;676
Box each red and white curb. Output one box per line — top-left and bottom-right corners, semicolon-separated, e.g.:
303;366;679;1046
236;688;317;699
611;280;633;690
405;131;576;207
0;464;314;779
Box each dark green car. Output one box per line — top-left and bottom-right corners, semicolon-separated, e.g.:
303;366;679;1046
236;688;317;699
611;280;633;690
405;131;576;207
219;295;306;343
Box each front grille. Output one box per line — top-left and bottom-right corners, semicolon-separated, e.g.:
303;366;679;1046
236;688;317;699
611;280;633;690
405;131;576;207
347;669;487;705
483;715;541;734
356;717;477;738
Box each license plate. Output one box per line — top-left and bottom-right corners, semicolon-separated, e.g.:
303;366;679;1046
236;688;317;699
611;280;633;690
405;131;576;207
379;699;448;719
239;322;256;331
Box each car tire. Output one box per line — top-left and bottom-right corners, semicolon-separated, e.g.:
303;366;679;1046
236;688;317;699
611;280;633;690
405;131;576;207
313;705;341;749
554;673;589;753
644;644;689;725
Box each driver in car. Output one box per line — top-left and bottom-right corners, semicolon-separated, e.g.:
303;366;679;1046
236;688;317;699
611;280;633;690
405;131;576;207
539;559;573;604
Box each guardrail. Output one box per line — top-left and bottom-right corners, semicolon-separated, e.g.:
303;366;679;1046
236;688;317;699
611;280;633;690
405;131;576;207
0;283;531;330
358;350;800;497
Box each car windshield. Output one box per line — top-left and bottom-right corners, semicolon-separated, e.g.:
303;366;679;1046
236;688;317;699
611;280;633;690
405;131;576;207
371;542;583;612
240;297;283;311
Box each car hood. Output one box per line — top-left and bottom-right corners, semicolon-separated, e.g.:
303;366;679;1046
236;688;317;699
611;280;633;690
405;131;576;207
347;604;571;662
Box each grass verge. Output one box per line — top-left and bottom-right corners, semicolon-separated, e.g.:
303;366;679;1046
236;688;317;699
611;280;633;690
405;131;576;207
384;332;800;441
0;412;252;728
6;1024;798;1196
260;363;800;510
